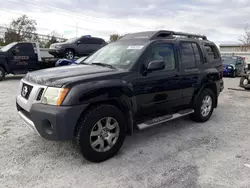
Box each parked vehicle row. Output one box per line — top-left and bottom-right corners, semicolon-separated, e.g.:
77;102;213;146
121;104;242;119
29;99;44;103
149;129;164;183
222;55;246;77
48;35;106;59
16;30;224;163
0;42;58;81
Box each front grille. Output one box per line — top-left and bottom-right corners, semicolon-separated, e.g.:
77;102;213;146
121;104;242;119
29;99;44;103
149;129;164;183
21;83;33;100
36;88;44;101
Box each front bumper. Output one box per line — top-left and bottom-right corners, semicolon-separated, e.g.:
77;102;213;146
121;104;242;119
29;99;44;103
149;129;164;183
16;101;88;141
48;49;64;57
223;69;233;76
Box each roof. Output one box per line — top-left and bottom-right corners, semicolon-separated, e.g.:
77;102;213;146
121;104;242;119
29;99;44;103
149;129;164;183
120;30;208;41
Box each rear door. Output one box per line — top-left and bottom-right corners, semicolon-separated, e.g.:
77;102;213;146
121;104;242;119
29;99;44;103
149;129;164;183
86;38;105;54
178;41;201;105
76;37;89;55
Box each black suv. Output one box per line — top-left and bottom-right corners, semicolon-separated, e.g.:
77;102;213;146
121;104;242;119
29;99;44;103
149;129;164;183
16;30;224;162
48;35;106;59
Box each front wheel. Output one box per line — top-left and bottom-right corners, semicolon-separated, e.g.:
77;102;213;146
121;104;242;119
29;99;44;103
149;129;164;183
75;105;126;163
0;67;6;81
64;49;75;59
190;88;215;122
231;70;236;78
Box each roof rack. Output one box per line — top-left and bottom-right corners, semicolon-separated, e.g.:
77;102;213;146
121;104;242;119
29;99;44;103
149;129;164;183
120;30;208;41
150;30;207;40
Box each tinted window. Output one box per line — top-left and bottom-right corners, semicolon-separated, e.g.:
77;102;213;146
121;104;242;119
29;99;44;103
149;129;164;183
14;43;33;54
80;38;104;44
80;37;89;43
204;44;220;62
192;43;202;63
180;42;196;69
92;38;104;44
145;43;176;71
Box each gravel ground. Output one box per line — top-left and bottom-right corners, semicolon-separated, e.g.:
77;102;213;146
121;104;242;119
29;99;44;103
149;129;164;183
1;76;250;188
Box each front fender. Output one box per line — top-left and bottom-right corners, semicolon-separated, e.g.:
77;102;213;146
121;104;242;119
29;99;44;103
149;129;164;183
62;79;136;113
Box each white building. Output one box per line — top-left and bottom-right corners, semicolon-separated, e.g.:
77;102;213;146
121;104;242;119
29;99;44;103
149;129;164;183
219;44;250;63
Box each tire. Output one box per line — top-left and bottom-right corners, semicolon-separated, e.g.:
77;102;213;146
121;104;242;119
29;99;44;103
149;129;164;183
0;67;6;81
64;49;75;59
75;104;126;163
190;88;215;122
231;70;236;78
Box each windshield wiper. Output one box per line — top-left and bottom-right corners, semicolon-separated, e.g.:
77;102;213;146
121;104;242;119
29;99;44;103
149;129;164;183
91;62;117;69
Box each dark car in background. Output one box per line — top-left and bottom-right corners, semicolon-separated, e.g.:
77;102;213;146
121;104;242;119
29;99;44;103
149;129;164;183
222;55;245;77
49;35;106;59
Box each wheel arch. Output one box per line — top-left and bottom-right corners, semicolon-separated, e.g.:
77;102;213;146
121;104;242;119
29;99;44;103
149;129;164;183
73;98;134;138
192;81;218;109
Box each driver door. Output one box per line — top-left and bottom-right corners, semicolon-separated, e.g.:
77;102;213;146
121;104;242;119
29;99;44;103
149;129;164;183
131;42;182;118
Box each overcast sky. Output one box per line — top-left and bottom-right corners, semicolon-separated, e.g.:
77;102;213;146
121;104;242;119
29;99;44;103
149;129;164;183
0;0;249;44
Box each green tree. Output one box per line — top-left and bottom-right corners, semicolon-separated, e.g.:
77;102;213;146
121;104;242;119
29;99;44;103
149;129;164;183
44;31;63;48
109;34;124;43
4;15;37;43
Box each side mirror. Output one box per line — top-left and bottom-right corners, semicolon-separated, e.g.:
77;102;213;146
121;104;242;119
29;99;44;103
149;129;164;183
77;40;81;44
146;60;165;71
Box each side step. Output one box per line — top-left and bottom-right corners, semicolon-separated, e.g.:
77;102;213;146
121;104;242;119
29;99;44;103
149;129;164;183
137;109;194;130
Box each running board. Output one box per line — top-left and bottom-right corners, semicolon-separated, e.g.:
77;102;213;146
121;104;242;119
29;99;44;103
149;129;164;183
137;109;194;130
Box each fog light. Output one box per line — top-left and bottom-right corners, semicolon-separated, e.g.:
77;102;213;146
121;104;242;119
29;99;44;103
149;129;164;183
42;119;54;135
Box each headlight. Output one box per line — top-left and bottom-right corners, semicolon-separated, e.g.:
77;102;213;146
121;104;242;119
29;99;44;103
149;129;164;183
55;45;62;49
42;87;69;106
227;66;233;69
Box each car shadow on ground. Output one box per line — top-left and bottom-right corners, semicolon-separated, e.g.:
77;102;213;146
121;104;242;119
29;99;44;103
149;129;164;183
30;115;206;165
4;75;24;81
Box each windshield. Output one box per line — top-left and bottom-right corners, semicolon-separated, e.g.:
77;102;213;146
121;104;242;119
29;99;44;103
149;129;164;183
222;56;237;65
0;42;17;52
65;37;77;43
82;42;147;69
75;56;88;64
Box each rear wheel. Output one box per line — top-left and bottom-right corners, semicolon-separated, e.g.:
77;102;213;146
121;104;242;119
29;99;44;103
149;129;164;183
64;49;75;59
190;88;215;122
75;105;126;163
0;67;5;81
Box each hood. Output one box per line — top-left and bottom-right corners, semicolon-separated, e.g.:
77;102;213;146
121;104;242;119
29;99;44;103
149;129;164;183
23;64;123;87
223;63;235;69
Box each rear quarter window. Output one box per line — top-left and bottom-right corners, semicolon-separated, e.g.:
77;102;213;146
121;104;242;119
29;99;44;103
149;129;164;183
203;44;220;62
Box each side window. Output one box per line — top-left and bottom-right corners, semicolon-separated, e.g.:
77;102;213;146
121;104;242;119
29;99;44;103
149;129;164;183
80;37;89;44
13;43;33;55
145;43;176;71
191;43;202;64
93;38;105;45
179;42;196;69
204;44;220;62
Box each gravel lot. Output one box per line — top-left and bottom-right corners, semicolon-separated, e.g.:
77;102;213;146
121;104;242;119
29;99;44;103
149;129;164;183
1;76;250;188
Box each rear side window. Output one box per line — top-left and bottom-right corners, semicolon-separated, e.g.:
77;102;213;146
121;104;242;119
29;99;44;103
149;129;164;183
81;38;104;44
204;44;220;62
179;42;197;69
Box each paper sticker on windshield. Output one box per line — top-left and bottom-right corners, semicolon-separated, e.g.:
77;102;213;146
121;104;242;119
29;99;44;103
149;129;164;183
127;45;144;50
